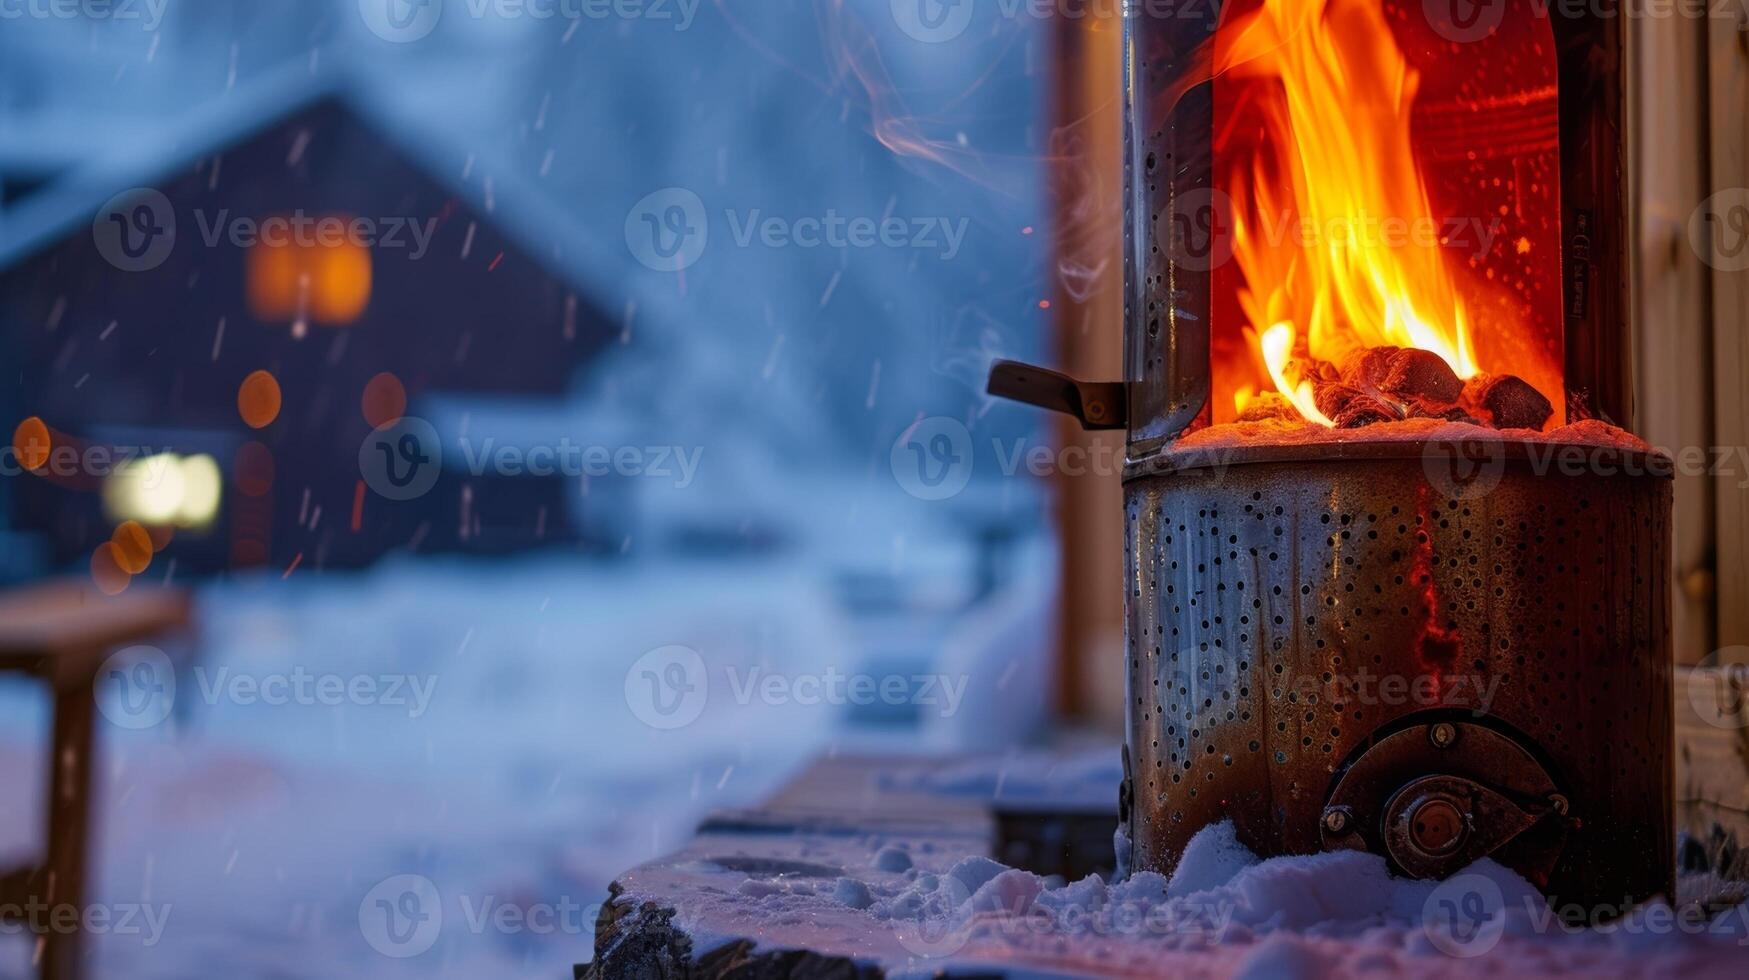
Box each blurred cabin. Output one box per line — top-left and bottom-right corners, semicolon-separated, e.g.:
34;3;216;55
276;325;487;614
0;71;631;579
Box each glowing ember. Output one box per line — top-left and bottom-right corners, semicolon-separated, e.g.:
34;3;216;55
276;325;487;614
1213;0;1552;428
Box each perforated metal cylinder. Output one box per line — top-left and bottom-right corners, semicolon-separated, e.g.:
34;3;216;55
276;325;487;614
1123;441;1673;910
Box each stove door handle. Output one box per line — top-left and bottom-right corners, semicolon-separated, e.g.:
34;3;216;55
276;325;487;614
986;360;1128;431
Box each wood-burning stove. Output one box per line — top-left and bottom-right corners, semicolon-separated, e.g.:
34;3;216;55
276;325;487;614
991;0;1674;912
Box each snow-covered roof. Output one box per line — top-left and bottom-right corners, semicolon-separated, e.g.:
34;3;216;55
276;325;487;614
0;56;687;340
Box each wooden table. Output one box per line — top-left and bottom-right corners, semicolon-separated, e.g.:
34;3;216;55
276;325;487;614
0;581;192;980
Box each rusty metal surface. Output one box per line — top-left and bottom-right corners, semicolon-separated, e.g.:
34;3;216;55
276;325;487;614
1123;448;1673;909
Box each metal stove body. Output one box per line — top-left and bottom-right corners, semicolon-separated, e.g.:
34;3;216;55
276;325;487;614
989;0;1675;910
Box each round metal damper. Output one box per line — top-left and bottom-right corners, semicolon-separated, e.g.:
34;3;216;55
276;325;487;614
1319;720;1569;884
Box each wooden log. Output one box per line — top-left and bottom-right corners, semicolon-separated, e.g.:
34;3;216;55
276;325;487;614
1462;374;1555;430
1380;348;1463;405
1332;395;1401;428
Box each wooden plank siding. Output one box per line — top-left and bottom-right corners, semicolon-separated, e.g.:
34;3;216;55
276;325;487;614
1707;10;1749;659
1633;7;1720;663
1048;12;1126;729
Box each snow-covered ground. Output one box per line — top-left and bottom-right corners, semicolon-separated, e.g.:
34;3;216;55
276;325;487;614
0;512;1057;978
617;811;1749;979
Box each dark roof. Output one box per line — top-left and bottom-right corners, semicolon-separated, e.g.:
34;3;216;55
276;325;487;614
1;61;678;321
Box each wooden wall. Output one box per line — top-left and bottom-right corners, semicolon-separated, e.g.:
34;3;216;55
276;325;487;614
1704;13;1749;658
1635;8;1749;665
1048;13;1126;731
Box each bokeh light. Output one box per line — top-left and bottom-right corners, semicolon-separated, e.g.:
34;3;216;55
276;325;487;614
111;521;154;574
245;221;373;326
237;370;283;429
12;416;50;471
233;441;275;498
103;453;187;525
89;542;130;595
361;372;408;429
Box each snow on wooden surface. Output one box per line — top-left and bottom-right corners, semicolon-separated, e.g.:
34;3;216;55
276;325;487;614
593;754;1749;978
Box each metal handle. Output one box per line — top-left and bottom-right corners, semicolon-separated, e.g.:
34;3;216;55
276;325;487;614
986;360;1127;431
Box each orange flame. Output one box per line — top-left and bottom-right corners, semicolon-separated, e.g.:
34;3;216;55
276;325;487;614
1217;0;1493;424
